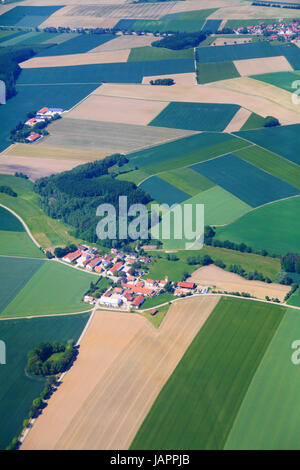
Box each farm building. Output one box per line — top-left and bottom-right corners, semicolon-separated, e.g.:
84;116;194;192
26;132;41;143
131;295;145;309
62;250;82;263
177;281;195;290
108;261;124;275
99;294;123;308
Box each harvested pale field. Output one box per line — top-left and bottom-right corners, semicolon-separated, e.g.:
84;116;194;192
95;82;300;125
2;143;107;161
20;50;130;68
22;0;128;4
234;56;293;77
188;265;290;302
211;4;300;19
0;4;19;15
64;2;176;20
224;107;251;132
89;35;162;53
36;118;197;153
211;37;253;46
212;76;300;117
172;0;239;13
65;95;169;125
142;72;197;86
39;9;119;29
0;155;84;180
22;296;220;450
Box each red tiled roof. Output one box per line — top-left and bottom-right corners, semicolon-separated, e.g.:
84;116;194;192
63;249;81;262
131;295;145;307
37;107;48;114
109;261;123;273
177;281;195;289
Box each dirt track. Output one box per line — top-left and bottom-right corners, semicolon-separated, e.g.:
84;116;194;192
188;265;290;302
22;296;220;450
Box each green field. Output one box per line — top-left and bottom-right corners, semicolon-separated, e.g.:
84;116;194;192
240;112;266;130
0;175;81;249
252;71;300;93
0;313;89;449
131;297;285;449
141;304;170;328
184;186;251;226
215;196;300;255
141;293;175;309
1;260;95;318
225;19;291;29
159;167;215;196
235;146;300;190
287;288;300;307
0;257;44;313
225;307;300;449
0;206;44;258
197;61;240;84
128;46;194;62
129;9;218;33
149;102;240;132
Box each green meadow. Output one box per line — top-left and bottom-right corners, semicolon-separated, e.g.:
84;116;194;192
1;260;95;318
128;46;194;62
216;196;300;255
197;61;240;84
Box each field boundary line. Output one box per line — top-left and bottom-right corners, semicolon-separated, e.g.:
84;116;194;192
136;143;255;186
0;309;93;321
0;203;41;249
230;132;300;169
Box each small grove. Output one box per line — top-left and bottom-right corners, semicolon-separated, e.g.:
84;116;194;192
26;340;76;376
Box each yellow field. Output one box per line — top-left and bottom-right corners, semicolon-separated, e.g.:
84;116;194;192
188;265;290;302
22;296;220;450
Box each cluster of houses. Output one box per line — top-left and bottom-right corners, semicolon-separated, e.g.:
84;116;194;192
25;107;64;143
234;20;300;42
63;245;210;310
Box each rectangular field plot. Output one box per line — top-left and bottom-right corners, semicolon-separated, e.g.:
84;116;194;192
128;46;194;62
149;102;240;132
126;132;239;170
139;176;190;205
192;153;300;207
38;118;195;154
225;308;300;450
0;313;89;449
159;167;215;196
196;42;276;64
0;257;44;314
131;297;285;450
234;56;293;76
65;95;169;126
235;146;300;190
235;124;300;166
1;260;95;318
18;59;195;85
36;33;115;56
215;196;300;256
197;61;240;84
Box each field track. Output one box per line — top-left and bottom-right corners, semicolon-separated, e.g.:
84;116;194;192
21;296;220;450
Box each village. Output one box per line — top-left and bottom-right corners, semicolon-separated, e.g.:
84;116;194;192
234;19;300;42
61;245;209;312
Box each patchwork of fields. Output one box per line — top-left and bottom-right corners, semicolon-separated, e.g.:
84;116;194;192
2;0;300;451
131;297;291;450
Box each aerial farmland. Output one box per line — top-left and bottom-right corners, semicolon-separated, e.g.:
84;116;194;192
1;0;300;454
